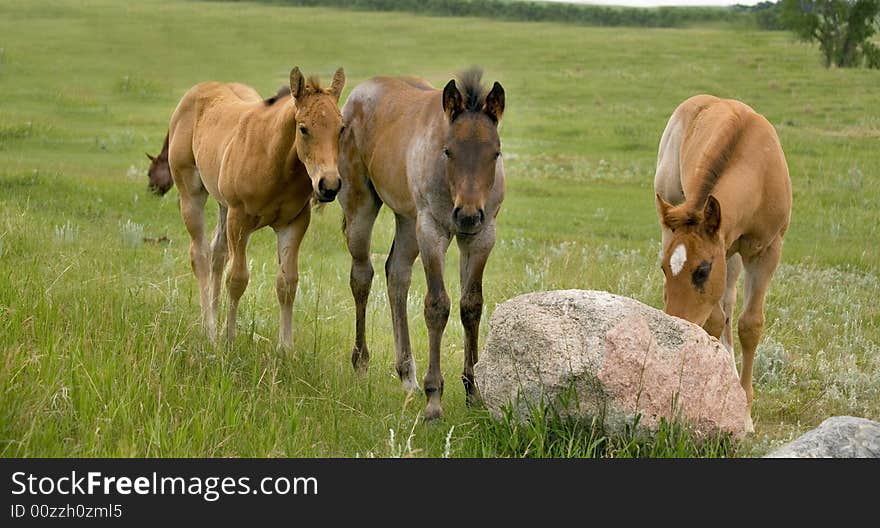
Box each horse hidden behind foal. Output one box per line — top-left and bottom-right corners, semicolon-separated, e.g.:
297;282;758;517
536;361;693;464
166;67;345;349
339;68;506;421
146;133;173;196
654;94;792;411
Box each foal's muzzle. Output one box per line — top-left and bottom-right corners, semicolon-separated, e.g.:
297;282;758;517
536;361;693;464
453;206;485;235
315;174;341;202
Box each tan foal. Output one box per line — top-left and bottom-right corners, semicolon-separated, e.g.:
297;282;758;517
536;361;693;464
166;68;345;348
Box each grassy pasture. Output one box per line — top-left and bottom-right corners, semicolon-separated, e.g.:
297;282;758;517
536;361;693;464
0;0;878;457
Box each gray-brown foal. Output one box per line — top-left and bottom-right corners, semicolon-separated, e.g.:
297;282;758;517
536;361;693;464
338;68;506;420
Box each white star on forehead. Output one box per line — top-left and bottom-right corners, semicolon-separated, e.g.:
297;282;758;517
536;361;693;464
670;244;687;276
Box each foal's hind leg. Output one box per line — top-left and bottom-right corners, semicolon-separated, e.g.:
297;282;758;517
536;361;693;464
176;172;213;337
209;204;229;339
738;237;782;407
385;214;420;392
224;207;257;343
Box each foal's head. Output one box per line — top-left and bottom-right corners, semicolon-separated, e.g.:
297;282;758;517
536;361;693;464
146;136;173;196
656;194;727;325
441;68;505;235
289;67;345;202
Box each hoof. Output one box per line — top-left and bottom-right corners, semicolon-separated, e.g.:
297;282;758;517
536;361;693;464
398;358;420;393
462;375;482;407
206;323;218;343
423;383;443;422
423;404;443;423
276;340;294;356
277;330;293;352
402;377;420;394
465;391;483;408
351;347;369;375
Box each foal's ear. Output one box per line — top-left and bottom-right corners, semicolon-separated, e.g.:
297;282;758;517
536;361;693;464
703;195;722;237
656;193;674;228
145;153;155;162
442;79;464;121
483;81;505;123
329;67;345;100
289;67;305;100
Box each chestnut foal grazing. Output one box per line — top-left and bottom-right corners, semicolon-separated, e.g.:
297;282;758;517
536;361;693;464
654;94;791;409
339;68;505;420
167;68;345;348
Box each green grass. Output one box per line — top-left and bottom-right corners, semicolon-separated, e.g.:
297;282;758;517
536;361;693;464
1;0;878;457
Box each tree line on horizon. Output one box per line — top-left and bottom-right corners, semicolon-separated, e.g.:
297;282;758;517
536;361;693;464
226;0;879;68
233;0;779;28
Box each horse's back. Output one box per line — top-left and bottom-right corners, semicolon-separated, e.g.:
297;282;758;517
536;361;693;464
720;105;791;239
655;95;730;203
342;76;442;216
343;76;438;134
656;94;791;246
688;96;790;230
225;82;263;103
398;76;435;91
168;82;263;198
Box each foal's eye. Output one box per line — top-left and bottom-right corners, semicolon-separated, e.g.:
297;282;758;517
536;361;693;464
692;260;712;287
443;147;451;158
299;125;309;136
494;151;501;160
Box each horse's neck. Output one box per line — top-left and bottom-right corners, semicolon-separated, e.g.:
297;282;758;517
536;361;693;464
265;102;300;171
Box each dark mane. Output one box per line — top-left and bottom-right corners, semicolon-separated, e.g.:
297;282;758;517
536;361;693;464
263;75;326;106
457;67;487;113
684;104;743;210
662;104;744;228
662;207;703;230
263;85;291;106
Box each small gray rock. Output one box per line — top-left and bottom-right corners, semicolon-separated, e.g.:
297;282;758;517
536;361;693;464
764;416;880;458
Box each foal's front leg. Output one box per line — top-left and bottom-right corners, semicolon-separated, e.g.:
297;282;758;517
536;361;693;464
417;216;452;421
703;254;743;377
720;253;743;376
457;222;496;406
274;207;311;350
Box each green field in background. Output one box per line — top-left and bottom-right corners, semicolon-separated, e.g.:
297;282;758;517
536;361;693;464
0;0;877;457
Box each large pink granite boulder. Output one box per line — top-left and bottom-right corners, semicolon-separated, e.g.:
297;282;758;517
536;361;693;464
474;290;753;440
